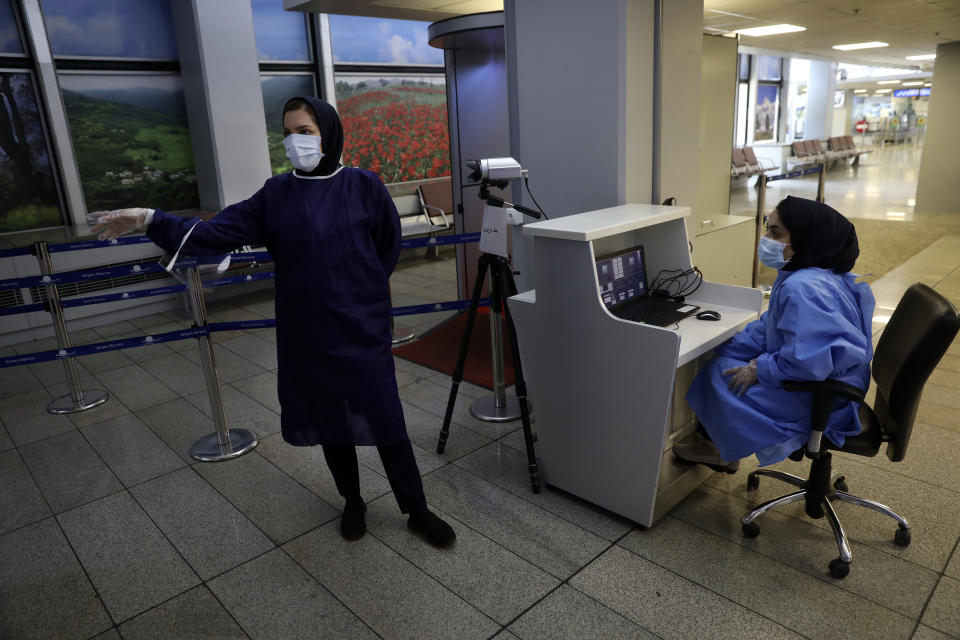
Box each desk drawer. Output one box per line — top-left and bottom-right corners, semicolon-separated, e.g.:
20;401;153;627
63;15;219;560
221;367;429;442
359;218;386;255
665;354;710;452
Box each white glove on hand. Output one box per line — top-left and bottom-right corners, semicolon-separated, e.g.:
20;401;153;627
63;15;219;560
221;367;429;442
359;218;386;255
723;359;759;397
89;208;155;240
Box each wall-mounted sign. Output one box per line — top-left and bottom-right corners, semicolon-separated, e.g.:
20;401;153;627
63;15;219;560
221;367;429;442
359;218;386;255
893;88;931;98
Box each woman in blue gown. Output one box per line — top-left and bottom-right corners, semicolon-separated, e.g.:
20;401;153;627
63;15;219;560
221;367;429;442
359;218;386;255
673;196;875;471
92;96;455;547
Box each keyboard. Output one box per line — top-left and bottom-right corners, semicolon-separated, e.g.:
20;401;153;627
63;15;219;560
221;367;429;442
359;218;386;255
611;299;699;326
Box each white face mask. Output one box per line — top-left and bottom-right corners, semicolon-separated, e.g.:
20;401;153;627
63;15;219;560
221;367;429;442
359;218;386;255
283;133;324;172
758;235;791;269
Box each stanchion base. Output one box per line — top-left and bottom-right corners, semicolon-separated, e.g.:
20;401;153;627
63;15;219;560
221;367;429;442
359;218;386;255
190;429;259;462
47;389;109;415
391;327;416;345
469;394;531;423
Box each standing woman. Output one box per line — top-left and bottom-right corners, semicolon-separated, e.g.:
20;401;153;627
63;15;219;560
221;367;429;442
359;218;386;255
673;196;875;471
92;96;456;547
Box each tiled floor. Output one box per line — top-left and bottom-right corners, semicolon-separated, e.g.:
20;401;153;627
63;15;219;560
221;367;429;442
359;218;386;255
2;144;960;639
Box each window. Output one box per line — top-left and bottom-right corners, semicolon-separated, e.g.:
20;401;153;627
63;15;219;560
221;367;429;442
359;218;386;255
329;16;449;185
251;0;311;62
1;0;23;55
0;70;63;232
738;54;750;82
757;55;782;82
39;0;178;59
40;0;200;212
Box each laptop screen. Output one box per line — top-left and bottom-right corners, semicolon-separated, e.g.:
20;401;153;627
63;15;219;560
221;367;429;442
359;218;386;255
595;245;648;309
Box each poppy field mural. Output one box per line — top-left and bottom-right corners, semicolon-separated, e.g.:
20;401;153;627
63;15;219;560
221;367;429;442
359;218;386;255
335;78;451;184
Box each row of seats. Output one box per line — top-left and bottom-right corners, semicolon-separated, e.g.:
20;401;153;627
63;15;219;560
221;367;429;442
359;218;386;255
792;136;871;167
730;146;776;178
400;177;455;258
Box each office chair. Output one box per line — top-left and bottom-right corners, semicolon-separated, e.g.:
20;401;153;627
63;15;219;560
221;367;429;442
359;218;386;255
740;283;959;579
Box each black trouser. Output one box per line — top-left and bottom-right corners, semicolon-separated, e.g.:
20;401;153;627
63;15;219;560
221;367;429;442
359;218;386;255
322;440;428;514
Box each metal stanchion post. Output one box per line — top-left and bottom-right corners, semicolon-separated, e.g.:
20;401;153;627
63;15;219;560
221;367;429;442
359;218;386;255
816;162;826;203
752;175;767;289
34;241;109;414
469;301;527;422
185;265;258;462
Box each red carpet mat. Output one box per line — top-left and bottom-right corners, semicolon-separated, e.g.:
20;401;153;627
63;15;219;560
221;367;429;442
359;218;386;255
392;310;515;390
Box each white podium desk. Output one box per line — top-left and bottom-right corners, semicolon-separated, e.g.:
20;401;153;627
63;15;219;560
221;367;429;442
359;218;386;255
508;204;762;527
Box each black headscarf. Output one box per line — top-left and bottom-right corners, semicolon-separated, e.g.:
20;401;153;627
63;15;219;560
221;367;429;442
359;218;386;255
776;196;859;273
282;96;344;176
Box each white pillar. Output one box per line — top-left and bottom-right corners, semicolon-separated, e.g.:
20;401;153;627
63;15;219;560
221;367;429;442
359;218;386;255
803;60;837;140
171;0;271;210
916;41;960;215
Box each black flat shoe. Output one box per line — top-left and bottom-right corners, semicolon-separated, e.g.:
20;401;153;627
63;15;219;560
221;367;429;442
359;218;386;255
340;500;367;541
408;510;456;548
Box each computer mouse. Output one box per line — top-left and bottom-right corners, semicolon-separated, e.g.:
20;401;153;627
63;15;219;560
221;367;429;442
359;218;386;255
696;310;721;321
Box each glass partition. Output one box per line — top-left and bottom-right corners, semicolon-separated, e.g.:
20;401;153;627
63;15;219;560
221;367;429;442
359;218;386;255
40;0;178;59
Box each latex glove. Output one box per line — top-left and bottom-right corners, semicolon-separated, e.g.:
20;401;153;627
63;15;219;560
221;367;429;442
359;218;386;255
723;359;758;396
89;208;155;240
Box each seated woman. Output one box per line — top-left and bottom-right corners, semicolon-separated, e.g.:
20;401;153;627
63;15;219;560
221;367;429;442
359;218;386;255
674;196;875;471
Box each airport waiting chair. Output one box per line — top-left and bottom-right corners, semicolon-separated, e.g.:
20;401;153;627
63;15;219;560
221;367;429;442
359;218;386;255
414;178;454;260
741;283;959;579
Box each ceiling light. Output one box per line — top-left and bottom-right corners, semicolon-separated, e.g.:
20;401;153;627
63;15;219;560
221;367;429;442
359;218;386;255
877;80;900;85
853;89;868;93
833;42;889;51
902;81;924;86
924;83;932;87
906;54;936;61
874;89;892;93
733;24;806;37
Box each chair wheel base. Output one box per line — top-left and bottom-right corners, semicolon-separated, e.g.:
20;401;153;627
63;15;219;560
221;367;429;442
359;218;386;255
742;521;760;538
894;527;911;547
829;558;850;579
833;475;848;492
747;473;760;491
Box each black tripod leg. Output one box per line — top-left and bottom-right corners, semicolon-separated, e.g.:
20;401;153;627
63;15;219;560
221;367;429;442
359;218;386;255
437;254;492;454
491;258;542;493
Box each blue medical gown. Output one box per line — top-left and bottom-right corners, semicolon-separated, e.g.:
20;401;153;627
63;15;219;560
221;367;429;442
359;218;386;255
685;268;875;466
147;168;407;446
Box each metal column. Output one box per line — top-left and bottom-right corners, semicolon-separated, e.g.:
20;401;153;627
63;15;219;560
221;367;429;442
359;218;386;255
469;307;524;422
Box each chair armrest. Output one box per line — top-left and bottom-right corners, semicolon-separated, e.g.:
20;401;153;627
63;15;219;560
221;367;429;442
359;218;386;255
421;203;450;228
782;379;866;457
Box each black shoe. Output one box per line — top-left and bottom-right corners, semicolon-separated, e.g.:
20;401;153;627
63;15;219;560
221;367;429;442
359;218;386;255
408;510;456;548
340;499;367;541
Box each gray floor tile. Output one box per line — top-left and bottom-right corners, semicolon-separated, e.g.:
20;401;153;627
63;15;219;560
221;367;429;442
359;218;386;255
136;398;215;464
131;467;274;579
365;495;559;624
90;629;122;640
911;624;957;640
57;491;200;622
180;342;267;382
186;383;281;439
284;522;500;639
82;413;186;487
0;387;75;446
92;320;140;338
357;439;448;478
106;332;177;363
456;441;634;542
670;484;939;619
194;450;338;544
138;351;206;397
0;364;43;399
395;367;419;388
921;576;960;638
20;430;123;513
208;548;375;640
946;546;960;580
707;455;960;572
508;585;656;640
118;585;247;640
28;358;91;387
401;399;492;462
229;370;280;413
422;464;610;579
400;379;521;440
127;312;176;331
0;449;51;534
492;631;520;640
0;421;11;452
619;516;916;639
571;545;804;640
255;433;393;507
60;391;132;429
217;333;278;370
393;355;447;379
0;518;112;640
76;348;136;375
97;364;179;411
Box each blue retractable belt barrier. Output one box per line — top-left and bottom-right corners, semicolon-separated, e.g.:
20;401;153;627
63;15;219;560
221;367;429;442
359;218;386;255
0;261;167;291
391;298;489;316
401;232;480;250
766;165;823;183
0;326;210;368
0;246;33;259
0;302;45;316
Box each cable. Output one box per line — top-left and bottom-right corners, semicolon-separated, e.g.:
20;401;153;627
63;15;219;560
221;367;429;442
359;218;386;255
523;175;550;219
651;266;702;301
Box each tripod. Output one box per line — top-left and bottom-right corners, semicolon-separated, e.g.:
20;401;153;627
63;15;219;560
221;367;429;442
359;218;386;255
436;251;541;493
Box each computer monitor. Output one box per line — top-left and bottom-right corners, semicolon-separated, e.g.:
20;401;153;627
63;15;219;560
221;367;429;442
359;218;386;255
595;245;648;309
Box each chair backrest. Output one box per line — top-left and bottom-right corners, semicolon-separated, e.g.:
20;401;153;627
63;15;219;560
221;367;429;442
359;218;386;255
872;283;960;461
809;139;824;154
417;178;453;215
732;147;747;168
802;140;817;154
792;141;806;157
843;135;855;149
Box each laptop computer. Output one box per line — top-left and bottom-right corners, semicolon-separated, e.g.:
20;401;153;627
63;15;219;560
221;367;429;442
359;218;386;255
595;245;699;327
